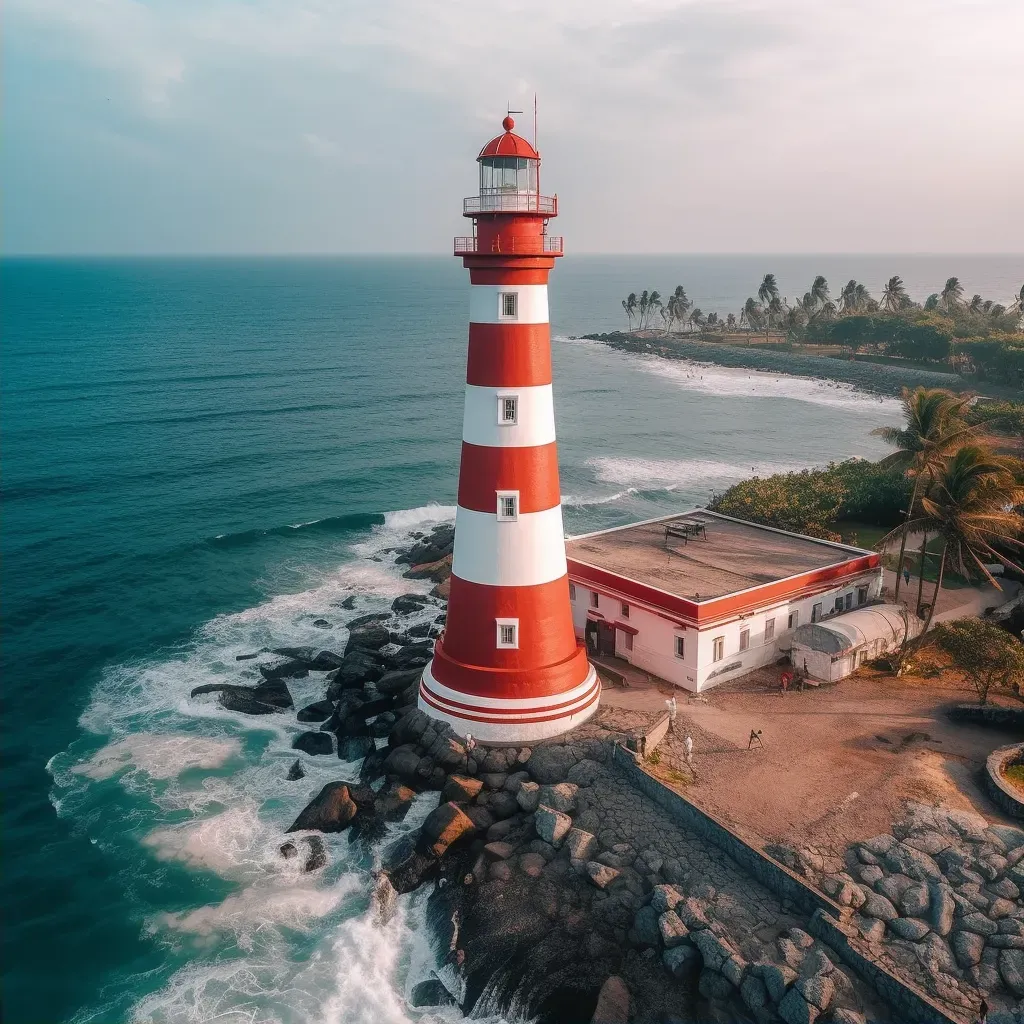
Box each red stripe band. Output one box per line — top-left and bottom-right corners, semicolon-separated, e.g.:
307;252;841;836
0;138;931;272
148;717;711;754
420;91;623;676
457;441;561;513
418;678;600;726
467;323;552;388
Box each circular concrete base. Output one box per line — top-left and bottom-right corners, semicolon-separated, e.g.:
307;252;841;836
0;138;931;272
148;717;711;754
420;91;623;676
986;743;1024;820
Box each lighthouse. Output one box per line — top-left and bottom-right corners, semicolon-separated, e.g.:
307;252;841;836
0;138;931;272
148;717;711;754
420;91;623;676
418;114;600;744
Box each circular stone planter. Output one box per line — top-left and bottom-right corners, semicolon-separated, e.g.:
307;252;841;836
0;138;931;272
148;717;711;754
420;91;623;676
986;743;1024;820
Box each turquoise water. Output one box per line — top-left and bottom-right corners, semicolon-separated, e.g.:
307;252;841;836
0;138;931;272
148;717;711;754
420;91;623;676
1;255;1017;1023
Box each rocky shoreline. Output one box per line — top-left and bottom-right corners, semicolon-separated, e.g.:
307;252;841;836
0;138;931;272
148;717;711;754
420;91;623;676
188;523;1024;1024
579;332;975;399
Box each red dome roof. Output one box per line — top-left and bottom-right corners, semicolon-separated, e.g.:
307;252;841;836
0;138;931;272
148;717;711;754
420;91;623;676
478;117;539;160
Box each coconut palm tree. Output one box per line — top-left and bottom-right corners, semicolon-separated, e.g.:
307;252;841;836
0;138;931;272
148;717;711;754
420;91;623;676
689;308;706;333
854;283;874;312
647;291;663;330
662;285;689;334
911;447;1024;632
968;294;984;314
881;275;909;313
758;273;780;343
872;388;981;600
1008;284;1024;315
707;312;719;330
838;280;859;315
726;313;737;329
941;276;963;311
924;293;940;311
621;293;637;330
742;297;762;332
810;275;830;310
637;290;650;330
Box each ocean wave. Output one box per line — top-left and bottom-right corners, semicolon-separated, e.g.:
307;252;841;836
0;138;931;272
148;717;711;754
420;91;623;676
50;504;481;1024
209;511;386;548
587;455;809;492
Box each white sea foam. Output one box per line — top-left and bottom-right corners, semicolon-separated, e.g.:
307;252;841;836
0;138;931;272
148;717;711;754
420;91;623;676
587;455;809;493
144;803;273;877
73;734;241;782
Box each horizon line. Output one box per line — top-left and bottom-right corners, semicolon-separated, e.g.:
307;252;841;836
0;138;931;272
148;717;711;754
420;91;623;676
4;251;1023;260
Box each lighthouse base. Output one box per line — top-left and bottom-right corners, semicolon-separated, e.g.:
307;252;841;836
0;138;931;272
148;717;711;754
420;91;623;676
418;660;601;745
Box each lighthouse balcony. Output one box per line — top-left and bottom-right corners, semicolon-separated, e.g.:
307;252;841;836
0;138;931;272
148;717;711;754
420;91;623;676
463;193;558;216
454;235;563;256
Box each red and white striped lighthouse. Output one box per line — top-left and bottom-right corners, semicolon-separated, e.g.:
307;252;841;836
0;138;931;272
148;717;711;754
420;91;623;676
418;114;600;744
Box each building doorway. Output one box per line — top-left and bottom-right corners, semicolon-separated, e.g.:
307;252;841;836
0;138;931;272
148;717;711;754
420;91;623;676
597;621;616;656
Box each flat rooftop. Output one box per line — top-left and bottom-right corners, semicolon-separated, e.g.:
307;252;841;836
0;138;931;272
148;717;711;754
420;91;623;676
566;511;870;602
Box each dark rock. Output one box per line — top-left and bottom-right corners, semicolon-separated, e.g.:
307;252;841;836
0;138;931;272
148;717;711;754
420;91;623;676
374;782;416;822
526;745;579;784
191;678;294;715
382;835;438;894
376;668;422;696
287;782;359;833
383;745;424;787
313;618;331;628
310;650;345;670
280;841;298;859
235;652;259;661
340;595;357;609
345;624;392;656
384;645;433;671
410;978;455;1008
480;772;508;791
465;806;496;832
355;695;400;719
297;699;335;723
359;746;389;784
286;759;305;780
392;593;431;614
406;622;432;638
633;905;661;948
259;659;309;681
441;775;484;803
488;791;519;820
419;801;479;857
346;612;391;629
339;735;375;761
370;712;397;737
303;835;327;872
390;709;431;746
292;731;334;756
326;652;386;699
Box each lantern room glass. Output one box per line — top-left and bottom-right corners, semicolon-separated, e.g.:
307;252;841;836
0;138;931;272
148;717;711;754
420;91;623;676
479;157;538;194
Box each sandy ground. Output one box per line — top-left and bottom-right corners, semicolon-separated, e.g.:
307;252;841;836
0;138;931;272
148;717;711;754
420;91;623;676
599;665;1022;859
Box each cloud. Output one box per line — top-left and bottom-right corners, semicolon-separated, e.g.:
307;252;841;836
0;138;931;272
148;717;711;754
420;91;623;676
4;0;1023;252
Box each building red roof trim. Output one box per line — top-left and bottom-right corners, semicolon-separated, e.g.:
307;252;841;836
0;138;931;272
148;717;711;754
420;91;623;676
613;621;639;635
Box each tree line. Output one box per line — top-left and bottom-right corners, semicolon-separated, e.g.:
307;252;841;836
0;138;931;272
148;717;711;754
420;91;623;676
621;276;1024;386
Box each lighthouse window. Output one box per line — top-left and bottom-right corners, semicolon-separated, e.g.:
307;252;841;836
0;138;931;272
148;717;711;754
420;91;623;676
496;618;519;649
498;395;518;425
500;292;518;319
497;491;519;521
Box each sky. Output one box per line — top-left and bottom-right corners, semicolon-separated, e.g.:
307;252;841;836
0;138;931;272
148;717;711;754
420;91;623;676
4;0;1024;255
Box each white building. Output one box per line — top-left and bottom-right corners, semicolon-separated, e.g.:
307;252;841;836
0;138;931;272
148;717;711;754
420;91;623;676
565;510;884;692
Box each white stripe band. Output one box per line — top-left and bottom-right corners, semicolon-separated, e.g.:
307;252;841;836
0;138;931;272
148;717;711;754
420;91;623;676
419;662;600;743
469;284;549;325
462;384;555;447
451;505;568;586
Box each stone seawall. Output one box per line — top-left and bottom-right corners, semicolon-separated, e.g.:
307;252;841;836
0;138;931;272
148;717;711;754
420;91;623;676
986;744;1024;821
611;743;966;1024
947;704;1024;731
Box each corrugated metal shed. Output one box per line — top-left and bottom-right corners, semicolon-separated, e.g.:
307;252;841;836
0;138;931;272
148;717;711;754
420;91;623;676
792;604;918;655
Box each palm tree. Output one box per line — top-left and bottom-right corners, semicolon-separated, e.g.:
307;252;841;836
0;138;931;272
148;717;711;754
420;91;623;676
757;273;780;343
881;275;909;313
968;294;983;314
799;292;818;322
647;290;663;330
911;447;1024;632
854;283;873;311
621;293;637;330
810;275;830;310
1008;284;1024;315
742;297;762;332
707;312;719;330
838;280;859;315
924;293;940;311
872;388;980;600
726;312;737;329
662;285;689;334
689;308;705;333
941;276;963;311
637;290;650;330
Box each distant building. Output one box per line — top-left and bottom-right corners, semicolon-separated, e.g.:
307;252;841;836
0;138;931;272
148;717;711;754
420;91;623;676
565;510;883;692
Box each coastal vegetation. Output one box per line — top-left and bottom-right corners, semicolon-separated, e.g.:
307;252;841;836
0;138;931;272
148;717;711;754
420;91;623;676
932;619;1024;704
618;277;1024;389
711;386;1024;622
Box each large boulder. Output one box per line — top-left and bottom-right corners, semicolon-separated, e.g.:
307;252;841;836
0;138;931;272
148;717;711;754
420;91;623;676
383;744;422;787
259;659;309;681
287;782;358;833
338;735;375;761
658;911;689;948
778;987;819;1024
526;745;578;784
385;644;434;671
418;801;478;858
286;759;305;780
297;699;335;723
590;975;630;1024
632;905;661;947
375;668;422;696
382;836;438;894
565;828;598;862
410;978;455;1008
191;678;293;715
374;782;416;822
389;708;431;746
292;731;333;756
538;782;579;813
534;806;572;847
999;948;1024;996
344;623;391;656
326;650;385;697
310;650;346;671
392;593;431;614
663;944;700;978
441;775;483;804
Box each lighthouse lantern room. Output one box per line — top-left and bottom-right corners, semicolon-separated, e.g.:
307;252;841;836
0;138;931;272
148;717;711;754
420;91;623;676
419;115;600;744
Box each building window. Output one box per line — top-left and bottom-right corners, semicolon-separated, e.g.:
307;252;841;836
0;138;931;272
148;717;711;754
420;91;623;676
499;292;518;319
496;618;519;649
569;583;576;601
739;628;749;652
622;632;633;652
621;603;629;618
765;618;775;642
845;592;853;611
674;635;685;659
712;636;724;662
812;603;822;623
498;394;518;425
788;611;799;630
857;585;868;606
835;596;844;613
496;491;519;521
590;591;599;609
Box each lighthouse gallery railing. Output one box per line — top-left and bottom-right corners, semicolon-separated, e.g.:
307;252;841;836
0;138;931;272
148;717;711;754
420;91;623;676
454;235;564;255
463;193;558;215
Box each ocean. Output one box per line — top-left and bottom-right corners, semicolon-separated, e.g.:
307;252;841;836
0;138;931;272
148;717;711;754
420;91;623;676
1;254;1019;1024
